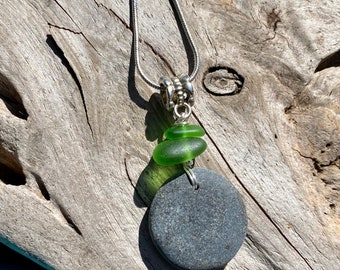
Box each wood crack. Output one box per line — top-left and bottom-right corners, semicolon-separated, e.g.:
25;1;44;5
52;0;99;53
54;201;83;237
0;94;28;120
31;172;50;201
0;73;29;120
315;48;340;72
47;23;98;52
93;0;130;30
124;157;136;189
204;29;218;59
46;34;94;138
0;162;26;186
28;171;83;237
293;148;339;172
254;31;277;45
53;0;77;26
0;143;26;186
246;234;282;270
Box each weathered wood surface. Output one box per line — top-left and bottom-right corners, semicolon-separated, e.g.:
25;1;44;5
0;0;339;269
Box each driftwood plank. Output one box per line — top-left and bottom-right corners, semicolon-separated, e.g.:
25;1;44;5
0;0;339;269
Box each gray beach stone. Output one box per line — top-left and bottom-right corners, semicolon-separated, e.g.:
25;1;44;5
149;168;247;270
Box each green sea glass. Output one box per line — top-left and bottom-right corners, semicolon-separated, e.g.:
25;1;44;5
153;137;207;166
165;124;205;139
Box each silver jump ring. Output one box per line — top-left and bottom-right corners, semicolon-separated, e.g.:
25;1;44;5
174;103;192;122
183;161;199;190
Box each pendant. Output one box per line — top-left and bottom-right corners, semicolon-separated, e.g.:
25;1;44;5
149;168;247;270
147;75;247;269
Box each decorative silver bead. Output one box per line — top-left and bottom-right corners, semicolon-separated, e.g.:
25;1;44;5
159;74;194;112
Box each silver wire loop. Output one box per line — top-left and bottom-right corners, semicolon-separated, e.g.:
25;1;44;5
183;161;199;190
174;103;192;122
131;0;199;90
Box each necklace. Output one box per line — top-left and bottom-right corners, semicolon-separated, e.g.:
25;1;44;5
131;1;247;269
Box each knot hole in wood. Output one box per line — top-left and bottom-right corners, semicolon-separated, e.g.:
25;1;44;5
203;66;244;96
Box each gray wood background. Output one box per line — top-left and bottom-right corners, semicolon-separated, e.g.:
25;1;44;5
0;0;339;269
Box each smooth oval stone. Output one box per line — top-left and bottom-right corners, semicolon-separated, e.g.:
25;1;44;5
165;124;205;139
153;137;207;166
149;168;247;270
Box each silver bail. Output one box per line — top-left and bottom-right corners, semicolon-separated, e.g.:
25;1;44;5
159;75;194;122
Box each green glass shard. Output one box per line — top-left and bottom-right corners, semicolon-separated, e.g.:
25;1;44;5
165;124;205;139
153;137;207;166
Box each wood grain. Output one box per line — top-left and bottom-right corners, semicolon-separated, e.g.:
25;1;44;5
0;0;339;269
